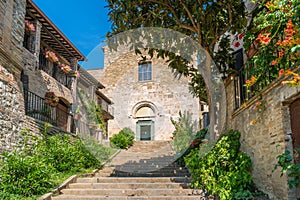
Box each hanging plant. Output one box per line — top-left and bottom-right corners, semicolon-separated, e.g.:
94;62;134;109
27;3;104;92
25;20;35;32
44;92;59;107
45;50;59;63
67;70;80;78
59;63;72;74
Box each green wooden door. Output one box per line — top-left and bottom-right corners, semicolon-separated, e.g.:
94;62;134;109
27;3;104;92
136;120;154;141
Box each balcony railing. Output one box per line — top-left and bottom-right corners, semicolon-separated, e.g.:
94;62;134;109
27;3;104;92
24;89;72;132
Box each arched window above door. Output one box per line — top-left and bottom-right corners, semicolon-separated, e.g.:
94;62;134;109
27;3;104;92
135;106;155;118
132;101;158;119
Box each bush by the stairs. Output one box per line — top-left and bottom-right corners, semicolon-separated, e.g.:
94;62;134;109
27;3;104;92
184;130;253;200
36;134;100;172
0;151;54;197
110;128;135;149
0;129;116;198
170;111;200;153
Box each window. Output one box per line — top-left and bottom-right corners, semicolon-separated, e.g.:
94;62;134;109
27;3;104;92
138;62;152;82
232;49;246;109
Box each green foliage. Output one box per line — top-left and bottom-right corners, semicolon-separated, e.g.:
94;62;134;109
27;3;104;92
0;151;54;197
110;128;135;149
274;149;300;189
0;126;116;198
80;133;117;163
184;130;252;200
170;111;199;153
233;188;253;200
78;90;107;134
36;134;100;172
0;191;37;200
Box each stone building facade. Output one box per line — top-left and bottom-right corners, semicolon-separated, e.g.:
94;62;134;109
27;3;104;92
77;68;114;142
89;50;200;141
0;0;112;152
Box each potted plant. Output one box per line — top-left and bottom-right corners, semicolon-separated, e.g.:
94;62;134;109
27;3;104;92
44;92;59;107
59;63;72;74
25;20;35;32
67;70;80;78
45;50;59;63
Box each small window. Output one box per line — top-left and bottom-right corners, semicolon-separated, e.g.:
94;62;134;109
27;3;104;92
138;62;152;82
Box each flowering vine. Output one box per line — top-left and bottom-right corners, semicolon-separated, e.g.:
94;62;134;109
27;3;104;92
244;0;299;93
279;69;300;87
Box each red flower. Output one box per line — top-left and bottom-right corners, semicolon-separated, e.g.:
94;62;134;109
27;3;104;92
279;69;285;76
234;42;240;48
190;141;195;147
276;40;281;45
261;37;271;45
238;34;244;40
286;20;293;29
256;33;271;45
278;50;284;57
271;60;278;65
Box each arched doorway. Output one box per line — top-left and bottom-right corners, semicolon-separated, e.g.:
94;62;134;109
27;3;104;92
134;104;156;141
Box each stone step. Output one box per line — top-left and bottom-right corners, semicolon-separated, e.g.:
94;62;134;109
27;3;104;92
109;172;189;177
69;182;190;189
60;188;195;196
49;141;202;200
76;177;191;183
111;166;189;171
52;195;204;200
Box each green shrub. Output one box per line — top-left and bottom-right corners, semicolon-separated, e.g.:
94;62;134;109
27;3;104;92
274;148;300;188
170;111;199;153
184;130;252;200
119;128;135;146
0;151;54;197
0;128;117;198
80;133;117;163
36;134;99;172
110;128;135;149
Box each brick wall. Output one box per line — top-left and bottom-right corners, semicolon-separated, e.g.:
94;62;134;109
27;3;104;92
225;73;300;199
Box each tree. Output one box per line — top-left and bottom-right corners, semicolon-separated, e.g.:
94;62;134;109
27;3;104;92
105;0;246;101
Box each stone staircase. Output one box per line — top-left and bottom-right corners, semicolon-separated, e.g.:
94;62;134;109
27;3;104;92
51;141;211;200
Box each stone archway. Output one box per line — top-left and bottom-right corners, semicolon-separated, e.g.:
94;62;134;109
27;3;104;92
133;102;156;140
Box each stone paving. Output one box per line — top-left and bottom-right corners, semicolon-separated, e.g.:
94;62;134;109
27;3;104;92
52;141;214;200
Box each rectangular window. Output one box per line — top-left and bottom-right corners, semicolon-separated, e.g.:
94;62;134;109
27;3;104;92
232;49;246;109
138;62;152;82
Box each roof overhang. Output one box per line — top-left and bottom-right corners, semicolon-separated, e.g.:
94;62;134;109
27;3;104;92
26;0;86;62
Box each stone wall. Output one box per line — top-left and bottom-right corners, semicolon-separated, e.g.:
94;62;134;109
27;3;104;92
91;50;200;140
225;73;300;200
0;65;26;152
0;0;27;152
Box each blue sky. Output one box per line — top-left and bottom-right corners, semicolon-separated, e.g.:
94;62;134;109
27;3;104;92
32;0;111;69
